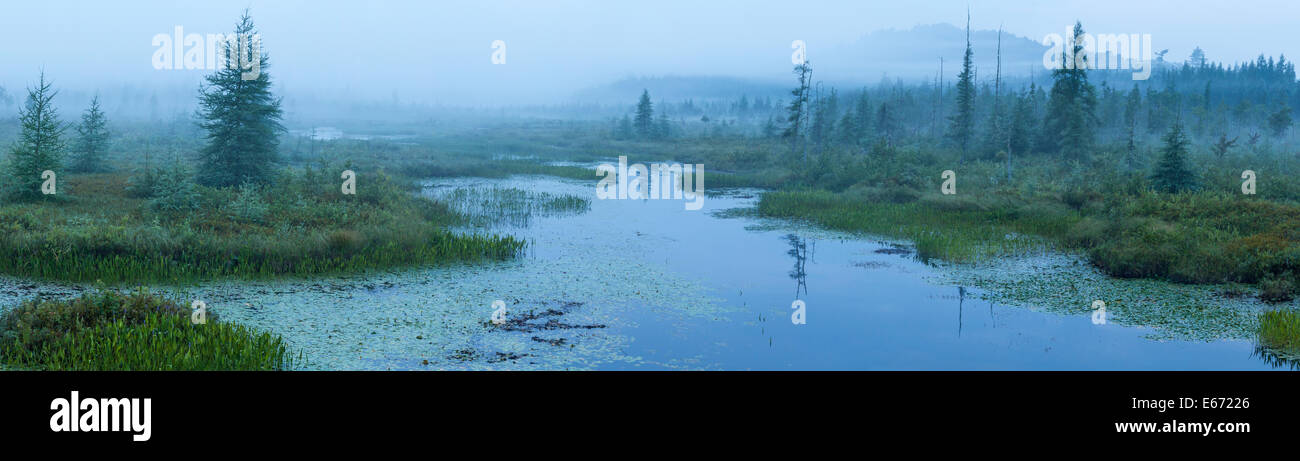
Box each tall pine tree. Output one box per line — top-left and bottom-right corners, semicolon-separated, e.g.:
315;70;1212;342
1039;21;1098;160
196;10;283;187
946;12;976;161
7;72;65;200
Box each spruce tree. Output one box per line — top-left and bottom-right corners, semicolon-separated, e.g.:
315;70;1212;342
1149;123;1198;193
1122;85;1144;171
616;115;634;140
7;72;66;200
195;11;283;187
71;95;110;172
852;90;872;145
1008;91;1035;157
946;13;976;160
783;61;814;158
875;101;897;147
981;27;1007;160
654;109;671;140
837;108;858;146
634;90;654;138
1039;21;1098;160
1268;103;1292;137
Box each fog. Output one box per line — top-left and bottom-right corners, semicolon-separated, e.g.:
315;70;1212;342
1;0;1297;112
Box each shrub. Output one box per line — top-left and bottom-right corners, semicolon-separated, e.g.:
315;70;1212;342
326;229;364;254
125;167;161;198
147;165;201;217
1260;276;1296;303
226;183;269;223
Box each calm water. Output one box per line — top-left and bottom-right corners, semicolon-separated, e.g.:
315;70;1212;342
0;175;1283;370
427;176;1282;371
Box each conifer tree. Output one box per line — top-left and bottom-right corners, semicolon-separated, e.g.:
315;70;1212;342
634;89;654;138
1039;21;1098;160
946;12;976;160
71;95;110;172
195;10;283;187
1268;103;1292;137
1122;85;1144;171
783;61;814;159
852;90;872;145
1149;123;1198;193
7;72;65;200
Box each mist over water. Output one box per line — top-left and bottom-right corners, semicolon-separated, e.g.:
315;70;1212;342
2;0;1298;115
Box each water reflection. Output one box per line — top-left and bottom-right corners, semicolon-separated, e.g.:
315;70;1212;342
1252;345;1300;370
784;234;813;297
957;286;966;338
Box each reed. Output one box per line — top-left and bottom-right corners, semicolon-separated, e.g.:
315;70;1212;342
1258;310;1300;359
0;289;297;370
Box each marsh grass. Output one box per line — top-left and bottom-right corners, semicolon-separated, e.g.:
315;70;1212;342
758;189;1065;263
1258;310;1300;360
760;180;1300;294
0;168;525;283
435;186;591;228
0;289;297;370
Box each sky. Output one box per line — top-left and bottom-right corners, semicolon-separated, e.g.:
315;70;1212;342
0;0;1297;107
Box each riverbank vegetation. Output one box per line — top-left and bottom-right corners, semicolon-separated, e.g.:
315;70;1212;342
0;166;525;283
0;289;295;370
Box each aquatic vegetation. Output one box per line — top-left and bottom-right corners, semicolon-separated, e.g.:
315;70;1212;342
757;189;1061;263
1257;310;1300;359
433;186;591;228
938;252;1264;342
0;289;296;370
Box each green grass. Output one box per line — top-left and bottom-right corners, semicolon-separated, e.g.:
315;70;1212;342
757;188;1069;263
758;165;1300;300
1258;310;1300;359
0;290;297;370
0;168;525;283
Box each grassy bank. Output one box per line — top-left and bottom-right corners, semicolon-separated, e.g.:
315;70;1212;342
0;290;296;370
758;159;1300;301
0;167;525;283
758;188;1074;262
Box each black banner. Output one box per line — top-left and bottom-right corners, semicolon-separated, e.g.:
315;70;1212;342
0;371;1293;449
